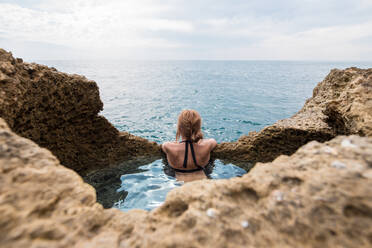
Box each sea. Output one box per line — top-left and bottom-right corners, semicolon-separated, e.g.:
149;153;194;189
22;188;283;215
40;60;372;211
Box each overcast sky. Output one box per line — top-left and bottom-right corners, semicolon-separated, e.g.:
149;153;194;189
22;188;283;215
0;0;372;61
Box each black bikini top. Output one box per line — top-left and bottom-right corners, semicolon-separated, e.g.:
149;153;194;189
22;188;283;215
172;140;206;173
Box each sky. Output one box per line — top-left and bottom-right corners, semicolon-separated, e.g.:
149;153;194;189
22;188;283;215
0;0;372;61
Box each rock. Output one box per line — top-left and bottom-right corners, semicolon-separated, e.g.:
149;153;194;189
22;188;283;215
241;220;249;228
1;47;371;175
1;49;372;247
206;208;218;218
214;67;372;170
331;160;347;169
0;118;133;248
123;135;372;248
0;49;160;176
323;68;372;137
341;138;358;148
1;97;372;246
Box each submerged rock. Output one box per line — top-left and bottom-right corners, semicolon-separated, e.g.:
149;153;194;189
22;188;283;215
83;157;159;208
0;49;160;175
1;118;371;247
214;67;372;169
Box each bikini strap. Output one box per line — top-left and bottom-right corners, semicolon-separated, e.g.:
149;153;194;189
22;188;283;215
182;140;189;168
189;142;201;168
180;140;205;171
190;142;208;175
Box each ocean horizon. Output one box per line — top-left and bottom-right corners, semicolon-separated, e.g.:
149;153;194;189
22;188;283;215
39;59;372;144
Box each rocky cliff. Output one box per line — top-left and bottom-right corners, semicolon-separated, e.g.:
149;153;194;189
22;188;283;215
1;47;371;175
1;48;372;247
0;49;159;175
214;67;372;170
1;118;371;247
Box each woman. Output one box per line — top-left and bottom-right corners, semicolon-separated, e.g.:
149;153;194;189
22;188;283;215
161;109;217;182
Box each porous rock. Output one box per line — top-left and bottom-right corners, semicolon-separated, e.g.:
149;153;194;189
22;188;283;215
2;47;371;175
123;135;372;248
214;67;372;169
0;118;139;248
323;68;372;136
1;117;371;247
0;49;160;175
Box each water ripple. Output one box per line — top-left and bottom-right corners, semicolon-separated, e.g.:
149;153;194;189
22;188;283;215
113;159;246;211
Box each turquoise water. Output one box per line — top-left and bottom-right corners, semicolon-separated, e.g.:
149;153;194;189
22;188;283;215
113;159;246;211
40;60;372;211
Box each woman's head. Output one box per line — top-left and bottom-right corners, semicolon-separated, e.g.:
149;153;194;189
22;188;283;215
176;109;203;142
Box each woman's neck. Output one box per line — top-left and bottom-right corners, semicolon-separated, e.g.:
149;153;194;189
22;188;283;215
180;137;191;142
180;138;202;143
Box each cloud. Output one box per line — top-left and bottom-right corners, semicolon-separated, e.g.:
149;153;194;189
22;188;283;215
252;21;372;60
0;0;371;60
0;0;192;51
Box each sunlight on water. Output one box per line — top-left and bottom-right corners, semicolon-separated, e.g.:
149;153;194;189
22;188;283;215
113;159;246;211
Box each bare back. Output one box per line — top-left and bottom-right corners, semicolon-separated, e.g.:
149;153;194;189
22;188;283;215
162;138;217;170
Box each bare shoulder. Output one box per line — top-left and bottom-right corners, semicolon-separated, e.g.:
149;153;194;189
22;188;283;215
161;141;178;153
200;138;217;150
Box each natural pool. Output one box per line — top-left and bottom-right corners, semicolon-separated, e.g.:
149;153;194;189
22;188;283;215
42;60;372;211
113;159;246;211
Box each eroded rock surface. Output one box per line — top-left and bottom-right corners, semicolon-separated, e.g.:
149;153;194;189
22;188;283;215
0;118;130;248
1;117;371;247
214;67;372;169
1;49;372;247
323;68;372;136
0;49;160;175
2;47;371;175
123;135;372;248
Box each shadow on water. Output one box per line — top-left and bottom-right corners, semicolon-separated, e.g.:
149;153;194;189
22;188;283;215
217;159;255;172
83;156;160;208
83;152;255;209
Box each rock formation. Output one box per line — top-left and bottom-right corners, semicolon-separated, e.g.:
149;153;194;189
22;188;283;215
0;118;127;248
125;135;372;248
214;67;372;170
1;48;372;247
0;49;160;175
1;117;371;247
1;47;371;175
323;68;372;136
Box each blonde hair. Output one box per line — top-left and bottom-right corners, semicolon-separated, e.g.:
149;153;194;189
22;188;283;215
176;109;203;143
